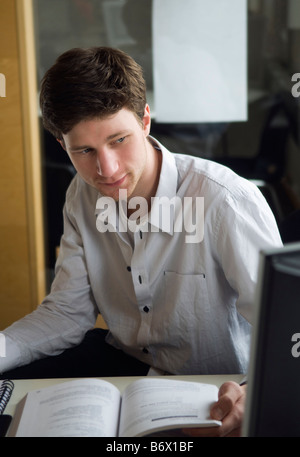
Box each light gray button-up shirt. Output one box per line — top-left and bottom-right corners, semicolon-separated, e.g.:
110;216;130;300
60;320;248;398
1;138;282;375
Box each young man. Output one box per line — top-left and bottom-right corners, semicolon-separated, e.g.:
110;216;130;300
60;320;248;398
0;47;282;436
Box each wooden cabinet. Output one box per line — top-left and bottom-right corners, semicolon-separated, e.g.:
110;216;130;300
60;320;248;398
0;0;46;329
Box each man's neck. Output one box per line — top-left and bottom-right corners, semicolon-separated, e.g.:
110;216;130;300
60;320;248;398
127;139;162;217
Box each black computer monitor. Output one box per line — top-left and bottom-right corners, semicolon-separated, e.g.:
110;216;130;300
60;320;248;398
243;242;300;437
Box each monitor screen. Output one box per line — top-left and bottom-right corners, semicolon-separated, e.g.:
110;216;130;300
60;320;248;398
243;242;300;437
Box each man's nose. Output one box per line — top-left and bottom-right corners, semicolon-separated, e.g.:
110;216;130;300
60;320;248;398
96;149;119;178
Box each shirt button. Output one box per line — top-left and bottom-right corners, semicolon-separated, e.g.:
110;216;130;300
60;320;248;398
142;347;149;354
127;266;131;272
143;306;150;313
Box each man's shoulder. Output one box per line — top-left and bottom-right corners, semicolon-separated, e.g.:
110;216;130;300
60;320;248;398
172;152;262;206
174;153;242;190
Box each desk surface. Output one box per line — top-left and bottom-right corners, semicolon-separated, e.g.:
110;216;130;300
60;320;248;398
5;374;244;417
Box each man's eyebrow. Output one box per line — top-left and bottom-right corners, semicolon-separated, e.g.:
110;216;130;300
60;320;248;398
69;131;130;151
105;130;130;141
69;144;91;152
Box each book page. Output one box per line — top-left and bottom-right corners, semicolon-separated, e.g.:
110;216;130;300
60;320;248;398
119;378;221;437
13;379;121;437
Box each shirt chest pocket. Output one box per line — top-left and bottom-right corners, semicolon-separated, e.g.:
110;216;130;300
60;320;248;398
163;271;210;323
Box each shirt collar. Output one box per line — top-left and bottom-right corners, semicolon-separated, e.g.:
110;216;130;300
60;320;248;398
148;137;178;234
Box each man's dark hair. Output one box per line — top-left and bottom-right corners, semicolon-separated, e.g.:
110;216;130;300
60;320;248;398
40;47;147;139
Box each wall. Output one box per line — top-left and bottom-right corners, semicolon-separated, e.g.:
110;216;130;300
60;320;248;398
0;0;46;329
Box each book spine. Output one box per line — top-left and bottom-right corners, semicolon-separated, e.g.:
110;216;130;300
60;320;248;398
0;380;14;414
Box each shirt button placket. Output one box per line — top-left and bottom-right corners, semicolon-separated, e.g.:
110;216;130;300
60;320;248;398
132;229;152;358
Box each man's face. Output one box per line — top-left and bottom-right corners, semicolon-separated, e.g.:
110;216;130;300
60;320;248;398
59;106;158;202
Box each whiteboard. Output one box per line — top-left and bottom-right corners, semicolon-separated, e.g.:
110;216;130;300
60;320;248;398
152;0;247;123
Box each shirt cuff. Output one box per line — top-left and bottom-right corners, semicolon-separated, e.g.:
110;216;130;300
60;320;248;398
0;335;22;374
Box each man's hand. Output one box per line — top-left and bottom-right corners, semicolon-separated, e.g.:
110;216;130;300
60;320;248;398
183;381;246;437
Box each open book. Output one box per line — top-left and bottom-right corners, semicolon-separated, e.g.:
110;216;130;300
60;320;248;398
8;377;221;437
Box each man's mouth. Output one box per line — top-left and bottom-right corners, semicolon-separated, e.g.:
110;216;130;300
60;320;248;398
101;175;127;188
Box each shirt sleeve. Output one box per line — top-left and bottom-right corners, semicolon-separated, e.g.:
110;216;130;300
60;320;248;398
0;202;99;371
215;180;283;324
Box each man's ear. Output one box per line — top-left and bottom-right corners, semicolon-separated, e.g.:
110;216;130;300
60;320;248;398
57;138;66;151
142;104;151;136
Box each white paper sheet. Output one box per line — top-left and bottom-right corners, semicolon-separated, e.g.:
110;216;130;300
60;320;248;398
152;0;247;123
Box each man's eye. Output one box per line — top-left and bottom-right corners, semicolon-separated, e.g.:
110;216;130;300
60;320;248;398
116;137;125;144
82;148;92;154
